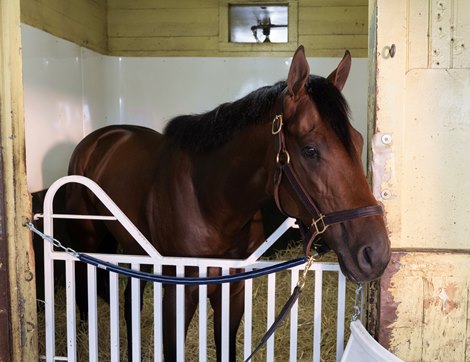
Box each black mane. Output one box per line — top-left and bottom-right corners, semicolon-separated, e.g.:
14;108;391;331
164;76;352;154
163;81;285;152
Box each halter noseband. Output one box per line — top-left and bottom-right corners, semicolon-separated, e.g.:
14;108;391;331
271;114;384;258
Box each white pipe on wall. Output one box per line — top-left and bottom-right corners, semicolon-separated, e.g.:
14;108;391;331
22;25;369;192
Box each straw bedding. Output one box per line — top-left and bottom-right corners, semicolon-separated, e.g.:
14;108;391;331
37;246;357;361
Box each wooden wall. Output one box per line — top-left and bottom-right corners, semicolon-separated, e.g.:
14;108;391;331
21;0;368;57
379;251;470;361
20;0;107;54
1;1;37;361
372;0;470;360
298;0;368;57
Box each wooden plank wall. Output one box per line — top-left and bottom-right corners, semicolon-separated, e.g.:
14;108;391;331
108;0;368;57
299;0;368;57
108;0;219;55
21;0;368;57
20;0;107;54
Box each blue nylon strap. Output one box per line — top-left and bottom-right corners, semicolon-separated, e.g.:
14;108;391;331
78;253;307;285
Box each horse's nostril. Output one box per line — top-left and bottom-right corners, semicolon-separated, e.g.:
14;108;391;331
363;247;373;266
357;246;374;273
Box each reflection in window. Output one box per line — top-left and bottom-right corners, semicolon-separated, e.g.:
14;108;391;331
229;4;288;43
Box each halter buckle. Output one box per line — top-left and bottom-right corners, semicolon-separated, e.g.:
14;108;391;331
272;115;283;135
276;149;290;164
311;214;329;235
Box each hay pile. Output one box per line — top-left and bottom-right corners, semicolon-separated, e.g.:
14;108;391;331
37;246;358;361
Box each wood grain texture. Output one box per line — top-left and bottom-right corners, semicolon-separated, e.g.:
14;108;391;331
0;0;37;360
299;34;368;57
108;8;218;37
20;0;369;57
302;0;367;5
108;0;218;9
107;0;368;57
299;6;368;35
380;251;470;361
21;0;107;53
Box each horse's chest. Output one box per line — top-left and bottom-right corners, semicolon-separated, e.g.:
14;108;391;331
155;213;253;258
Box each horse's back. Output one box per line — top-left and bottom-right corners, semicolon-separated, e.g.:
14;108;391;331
68;125;163;178
67;125;165;246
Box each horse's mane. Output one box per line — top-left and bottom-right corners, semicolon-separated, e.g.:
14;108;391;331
163;81;285;152
164;76;352;154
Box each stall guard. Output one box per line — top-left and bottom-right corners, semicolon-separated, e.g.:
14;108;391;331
39;176;349;362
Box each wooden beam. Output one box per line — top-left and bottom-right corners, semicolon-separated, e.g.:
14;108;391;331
107;0;368;57
21;0;107;53
0;1;37;361
108;0;218;9
108;8;219;37
299;6;368;35
0;166;11;362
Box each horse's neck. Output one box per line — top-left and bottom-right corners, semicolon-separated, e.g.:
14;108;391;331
194;122;275;228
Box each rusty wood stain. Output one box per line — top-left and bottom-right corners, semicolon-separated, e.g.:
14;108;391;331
379;251;403;350
380;251;470;361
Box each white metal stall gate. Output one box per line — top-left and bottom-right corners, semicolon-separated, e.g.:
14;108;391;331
38;176;350;361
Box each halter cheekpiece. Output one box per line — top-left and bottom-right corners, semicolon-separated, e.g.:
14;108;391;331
271;114;384;258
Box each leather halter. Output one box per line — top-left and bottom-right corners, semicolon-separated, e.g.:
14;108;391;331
271;114;384;258
246;115;385;361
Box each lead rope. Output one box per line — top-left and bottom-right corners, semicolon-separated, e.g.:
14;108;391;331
247;281;365;361
244;255;316;362
23;220;307;285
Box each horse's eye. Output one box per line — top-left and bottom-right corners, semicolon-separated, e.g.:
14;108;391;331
301;145;320;159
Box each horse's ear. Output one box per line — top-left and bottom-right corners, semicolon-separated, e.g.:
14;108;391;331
287;45;310;96
327;50;351;91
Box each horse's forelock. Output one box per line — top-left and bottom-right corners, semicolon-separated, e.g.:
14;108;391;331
306;76;354;157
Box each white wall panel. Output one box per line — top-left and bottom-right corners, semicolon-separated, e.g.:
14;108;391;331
22;25;368;192
22;25;85;192
104;56;368;136
81;47;108;135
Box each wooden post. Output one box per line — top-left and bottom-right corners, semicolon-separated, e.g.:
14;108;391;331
372;0;470;360
0;0;37;361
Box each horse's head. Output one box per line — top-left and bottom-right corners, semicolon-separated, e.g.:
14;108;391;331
274;46;391;282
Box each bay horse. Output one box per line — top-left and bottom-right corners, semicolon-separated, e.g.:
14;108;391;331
65;46;391;361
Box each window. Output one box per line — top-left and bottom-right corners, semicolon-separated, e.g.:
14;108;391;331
219;1;298;52
229;4;288;43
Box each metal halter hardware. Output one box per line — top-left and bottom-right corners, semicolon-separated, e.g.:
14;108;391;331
271;114;284;134
271;114;385;257
272;115;291;164
311;213;328;235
